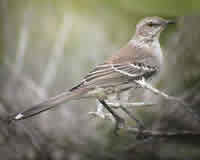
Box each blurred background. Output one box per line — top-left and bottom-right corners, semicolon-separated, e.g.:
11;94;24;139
1;0;200;160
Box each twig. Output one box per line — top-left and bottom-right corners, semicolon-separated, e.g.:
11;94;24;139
122;136;154;152
88;101;154;121
135;78;185;104
107;102;156;109
135;78;200;122
125;126;200;138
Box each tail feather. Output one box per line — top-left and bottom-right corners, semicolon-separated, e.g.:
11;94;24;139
9;90;81;122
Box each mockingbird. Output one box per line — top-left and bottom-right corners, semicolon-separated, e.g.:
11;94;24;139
9;16;175;132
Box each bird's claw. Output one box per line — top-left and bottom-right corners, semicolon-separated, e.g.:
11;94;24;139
114;116;125;135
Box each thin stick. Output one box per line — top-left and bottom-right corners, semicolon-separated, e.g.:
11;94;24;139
107;102;155;109
135;78;200;122
126;126;200;137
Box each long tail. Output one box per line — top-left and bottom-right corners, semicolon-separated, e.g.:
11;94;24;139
9;90;83;122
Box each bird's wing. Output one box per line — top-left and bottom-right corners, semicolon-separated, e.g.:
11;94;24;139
117;62;158;78
70;62;157;91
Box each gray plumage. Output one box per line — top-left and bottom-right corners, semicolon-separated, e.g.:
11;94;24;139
10;16;175;122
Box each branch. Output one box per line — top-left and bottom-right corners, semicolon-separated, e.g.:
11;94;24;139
135;78;185;104
135;78;200;122
125;127;200;138
88;101;155;121
107;102;156;109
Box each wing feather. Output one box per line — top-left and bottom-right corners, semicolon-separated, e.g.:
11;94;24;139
70;62;157;91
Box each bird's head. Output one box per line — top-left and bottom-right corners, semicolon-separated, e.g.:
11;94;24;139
135;16;175;41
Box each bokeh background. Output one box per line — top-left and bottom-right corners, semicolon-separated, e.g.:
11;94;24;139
1;0;200;160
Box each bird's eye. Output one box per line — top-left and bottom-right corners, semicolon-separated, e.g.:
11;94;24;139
148;22;159;27
148;22;154;27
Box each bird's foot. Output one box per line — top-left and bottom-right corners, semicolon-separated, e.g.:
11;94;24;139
113;116;125;135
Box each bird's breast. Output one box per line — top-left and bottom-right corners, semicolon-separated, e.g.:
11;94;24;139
152;40;163;67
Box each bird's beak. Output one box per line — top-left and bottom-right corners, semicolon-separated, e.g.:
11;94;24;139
166;20;176;25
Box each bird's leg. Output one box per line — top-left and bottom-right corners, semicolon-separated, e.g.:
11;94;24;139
115;91;145;130
88;100;113;121
99;99;125;135
118;105;145;130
